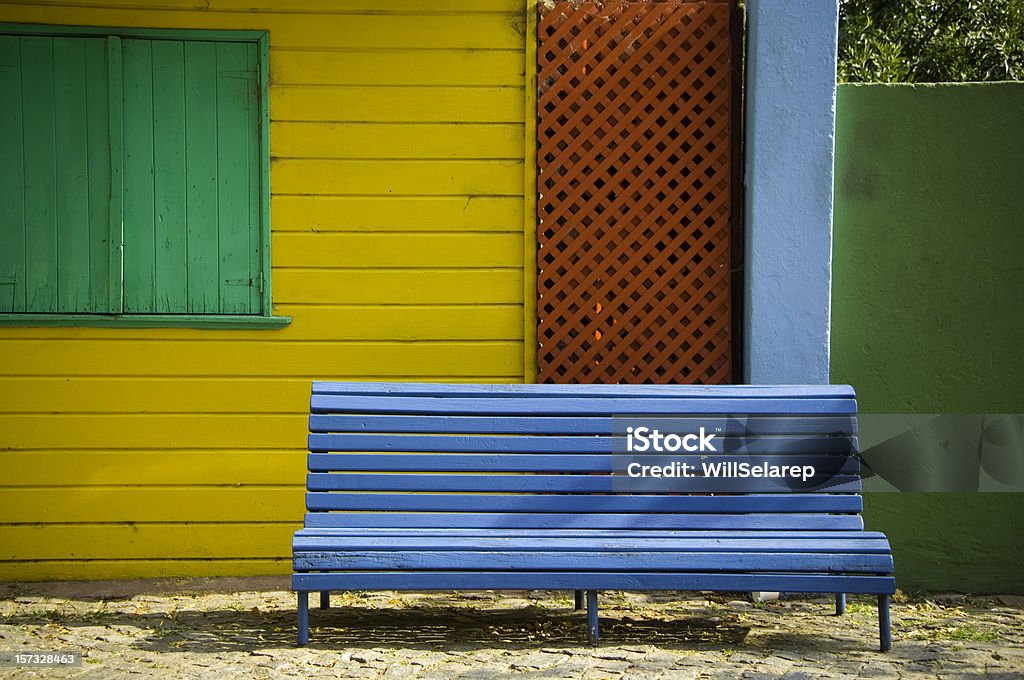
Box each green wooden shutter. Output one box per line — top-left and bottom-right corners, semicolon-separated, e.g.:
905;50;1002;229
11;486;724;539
121;38;262;315
0;35;114;313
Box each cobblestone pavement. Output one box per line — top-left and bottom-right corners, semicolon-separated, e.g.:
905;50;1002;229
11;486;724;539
1;579;1022;678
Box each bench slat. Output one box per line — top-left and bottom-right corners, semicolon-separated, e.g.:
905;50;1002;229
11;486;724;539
292;536;892;554
309;414;857;436
305;493;863;513
310;453;607;472
293;571;895;594
310;395;857;416
312;382;857;399
303;512;865;530
293;550;894;573
307;433;857;455
296;528;887;540
307;453;861;474
305;473;862;494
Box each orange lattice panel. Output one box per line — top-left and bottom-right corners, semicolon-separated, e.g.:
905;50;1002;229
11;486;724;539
537;1;734;384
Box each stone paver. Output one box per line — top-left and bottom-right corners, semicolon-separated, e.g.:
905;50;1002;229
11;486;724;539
0;583;1022;678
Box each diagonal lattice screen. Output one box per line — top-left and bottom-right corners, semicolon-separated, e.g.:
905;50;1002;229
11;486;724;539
537;1;735;384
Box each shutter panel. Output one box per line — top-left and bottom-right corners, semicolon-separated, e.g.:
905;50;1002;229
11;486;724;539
0;36;25;312
121;38;261;314
215;41;261;315
122;38;157;313
151;40;188;313
0;35;112;313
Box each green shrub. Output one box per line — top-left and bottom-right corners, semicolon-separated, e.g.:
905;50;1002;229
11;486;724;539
838;0;1024;82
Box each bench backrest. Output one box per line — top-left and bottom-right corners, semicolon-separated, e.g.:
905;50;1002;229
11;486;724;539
306;382;861;532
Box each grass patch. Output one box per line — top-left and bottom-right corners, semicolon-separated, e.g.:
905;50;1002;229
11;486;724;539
905;622;1002;643
17;609;65;622
933;624;1001;643
845;600;875;615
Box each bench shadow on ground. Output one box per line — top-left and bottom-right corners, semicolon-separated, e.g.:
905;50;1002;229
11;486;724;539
2;605;753;653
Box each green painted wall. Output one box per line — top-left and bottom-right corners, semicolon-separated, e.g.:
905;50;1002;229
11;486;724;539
832;83;1024;592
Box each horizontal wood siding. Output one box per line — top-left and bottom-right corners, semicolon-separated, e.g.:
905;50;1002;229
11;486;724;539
0;0;527;580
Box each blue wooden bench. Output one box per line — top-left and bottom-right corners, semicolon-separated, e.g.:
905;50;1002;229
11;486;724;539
293;382;895;650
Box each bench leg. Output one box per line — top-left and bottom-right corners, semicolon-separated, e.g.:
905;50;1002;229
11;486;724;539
297;592;309;646
574;590;584;611
836;593;846;615
586;590;599;646
878;594;892;652
320;591;330;609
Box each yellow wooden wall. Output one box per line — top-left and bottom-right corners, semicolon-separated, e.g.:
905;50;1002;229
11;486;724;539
0;0;531;580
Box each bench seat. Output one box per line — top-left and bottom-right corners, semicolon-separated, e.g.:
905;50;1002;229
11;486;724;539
293;382;895;650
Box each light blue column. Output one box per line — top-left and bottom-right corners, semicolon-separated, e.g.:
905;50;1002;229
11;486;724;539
743;0;840;384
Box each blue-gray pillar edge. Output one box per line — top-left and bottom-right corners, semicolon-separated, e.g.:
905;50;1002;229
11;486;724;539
742;0;839;384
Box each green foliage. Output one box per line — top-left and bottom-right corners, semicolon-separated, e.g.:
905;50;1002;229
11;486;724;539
838;0;1024;82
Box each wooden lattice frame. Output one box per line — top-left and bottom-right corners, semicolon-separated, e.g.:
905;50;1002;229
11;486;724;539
537;1;734;384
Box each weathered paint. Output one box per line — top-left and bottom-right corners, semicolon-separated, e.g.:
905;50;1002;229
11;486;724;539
0;0;527;580
743;0;838;384
832;83;1024;592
